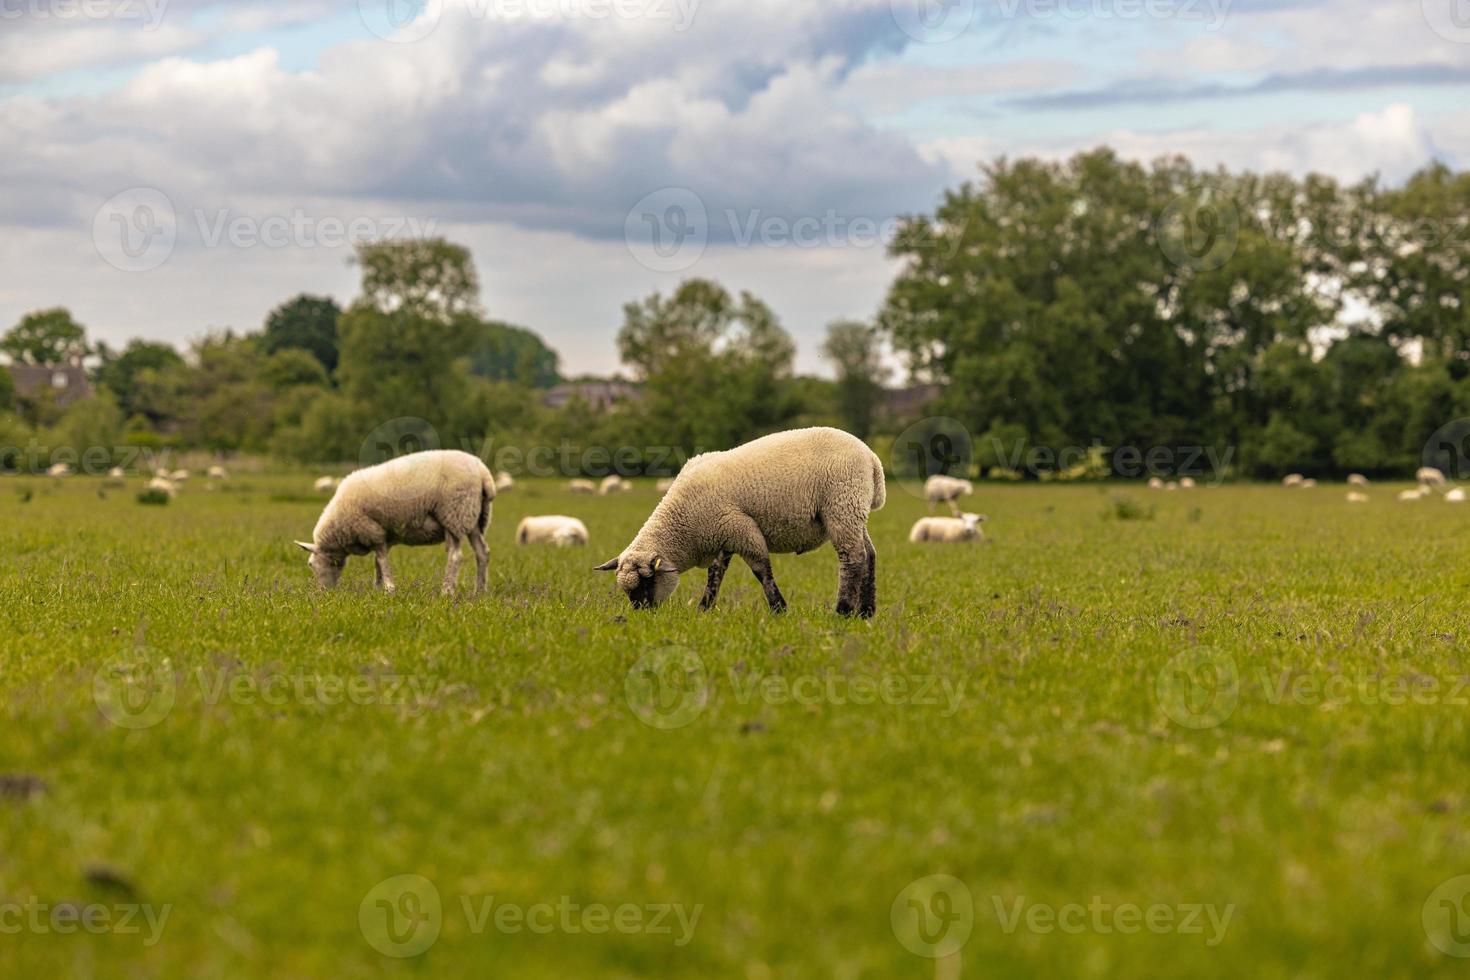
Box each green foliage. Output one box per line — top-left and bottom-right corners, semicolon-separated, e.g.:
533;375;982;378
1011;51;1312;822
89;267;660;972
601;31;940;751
820;320;888;440
0;363;13;412
94;339;185;422
464;318;561;388
353;238;479;322
135;487;171;505
2;307;88;365
1102;491;1154;520
262;295;342;375
46;395;124;467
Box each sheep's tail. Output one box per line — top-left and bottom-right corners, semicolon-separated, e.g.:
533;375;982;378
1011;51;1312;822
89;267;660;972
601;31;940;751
869;453;887;512
479;467;496;533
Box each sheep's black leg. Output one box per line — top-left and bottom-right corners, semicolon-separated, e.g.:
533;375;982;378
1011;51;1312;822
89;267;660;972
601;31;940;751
745;554;787;614
859;533;877;619
700;553;729;611
835;550;865;617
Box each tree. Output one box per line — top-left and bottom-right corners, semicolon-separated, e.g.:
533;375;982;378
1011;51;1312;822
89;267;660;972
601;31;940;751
2;308;88;365
263;295;342;374
353;238;480;322
464;318;561;388
94;340;185;423
820;320;888;439
0;365;13;412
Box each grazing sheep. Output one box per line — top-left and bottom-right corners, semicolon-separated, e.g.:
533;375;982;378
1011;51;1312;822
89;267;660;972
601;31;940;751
1447;488;1467;503
207;465;228;480
1399;487;1429;502
1147;477;1164;490
1418;467;1448;488
595;427;885;617
599;475;633;495
495;471;515;493
1346;491;1370;504
107;466;126;479
313;476;338;493
516;515;589;547
923;474;973;515
909;513;987;543
1282;473;1304;487
1165;481;1179;491
296;450;494;596
1179;477;1197;489
146;476;178;498
46;463;71;478
169;469;190;482
1300;478;1318;489
1347;473;1369;487
656;477;676;494
568;479;597;494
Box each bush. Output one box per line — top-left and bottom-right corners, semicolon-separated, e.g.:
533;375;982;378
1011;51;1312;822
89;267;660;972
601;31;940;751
1103;493;1154;521
136;488;171;506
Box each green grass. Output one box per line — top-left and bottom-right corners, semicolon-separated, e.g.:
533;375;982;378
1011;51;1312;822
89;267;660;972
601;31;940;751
3;475;1470;978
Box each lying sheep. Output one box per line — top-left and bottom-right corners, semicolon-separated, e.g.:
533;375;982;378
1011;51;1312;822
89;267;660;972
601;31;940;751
46;463;71;477
1300;478;1318;489
1179;477;1197;489
1347;473;1369;487
147;476;178;498
1346;491;1369;504
107;466;126;479
207;465;228;480
1282;473;1303;487
314;476;338;493
596;427;885;617
1447;488;1467;504
599;475;633;495
923;474;973;515
517;515;589;547
1147;477;1164;490
170;469;190;482
1399;487;1429;502
495;471;515;493
568;479;596;494
909;513;987;543
296;450;494;596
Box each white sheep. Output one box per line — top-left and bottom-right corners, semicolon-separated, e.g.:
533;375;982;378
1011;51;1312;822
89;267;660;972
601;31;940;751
1399;487;1429;502
495;471;515;493
909;513;987;543
1346;491;1369;504
313;476;338;493
107;466;126;479
568;479;597;494
170;469;189;482
296;450;494;596
1165;481;1179;491
207;465;228;480
1300;478;1318;489
516;515;589;547
596;427;886;617
1347;473;1369;487
47;463;71;478
1282;473;1303;487
1147;477;1164;490
1447;488;1467;503
599;475;633;495
146;476;178;498
1418;467;1448;488
1179;477;1197;490
923;474;973;515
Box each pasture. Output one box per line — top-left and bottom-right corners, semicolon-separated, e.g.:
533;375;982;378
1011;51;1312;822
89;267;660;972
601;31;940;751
1;474;1468;978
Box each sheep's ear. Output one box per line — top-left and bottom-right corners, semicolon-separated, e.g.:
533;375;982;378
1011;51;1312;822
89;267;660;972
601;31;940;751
593;558;619;572
295;541;317;554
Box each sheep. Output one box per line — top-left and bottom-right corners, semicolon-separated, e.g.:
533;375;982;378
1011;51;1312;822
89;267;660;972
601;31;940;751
107;466;126;479
1447;488;1467;504
656;477;676;494
1300;478;1318;489
517;515;589;547
495;471;515;493
207;465;228;480
599;475;633;495
595;427;885;617
1399;487;1429;502
146;476;178;498
1179;477;1197;490
1165;481;1179;491
1282;473;1303;487
1418;466;1448;488
923;474;973;516
295;450;494;596
314;476;338;493
170;469;190;482
1346;492;1370;504
1147;477;1164;490
909;513;987;543
1347;473;1369;487
46;463;71;478
568;479;597;494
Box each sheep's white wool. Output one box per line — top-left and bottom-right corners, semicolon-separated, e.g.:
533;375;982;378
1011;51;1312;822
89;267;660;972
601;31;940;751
170;469;190;482
314;476;337;492
568;479;597;494
1147;477;1164;490
146;476;177;497
909;513;986;543
208;465;228;480
106;466;126;480
1347;473;1369;487
1446;488;1467;503
1282;473;1303;487
1179;477;1197;489
1346;492;1369;504
599;475;633;495
1417;467;1448;487
656;477;676;494
517;515;589;547
1300;478;1317;489
299;450;495;596
495;471;515;493
47;463;71;477
598;427;885;616
1398;487;1428;501
923;474;973;514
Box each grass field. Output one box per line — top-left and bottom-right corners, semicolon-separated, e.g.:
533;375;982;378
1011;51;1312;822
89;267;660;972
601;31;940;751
2;473;1470;978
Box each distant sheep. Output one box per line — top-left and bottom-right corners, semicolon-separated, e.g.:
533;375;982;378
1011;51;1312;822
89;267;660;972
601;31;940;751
1418;467;1448;488
314;476;338;493
1346;492;1369;504
517;515;589;547
207;465;228;480
170;469;190;482
297;450;494;596
1179;477;1197;490
1147;477;1164;490
909;513;987;543
495;471;515;493
1347;473;1369;487
599;475;633;495
1447;488;1467;504
1300;478;1318;489
146;476;178;498
46;463;71;477
568;479;596;494
923;474;973;515
1282;474;1304;487
1399;487;1429;502
596;427;885;617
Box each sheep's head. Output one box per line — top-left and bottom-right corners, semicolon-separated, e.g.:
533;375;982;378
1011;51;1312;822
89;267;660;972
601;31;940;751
296;541;346;589
595;551;678;609
961;513;988;537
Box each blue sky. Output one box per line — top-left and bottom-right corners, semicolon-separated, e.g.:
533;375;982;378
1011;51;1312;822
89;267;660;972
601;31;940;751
2;0;1467;374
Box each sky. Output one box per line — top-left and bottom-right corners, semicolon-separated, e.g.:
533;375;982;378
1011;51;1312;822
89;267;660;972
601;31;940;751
2;0;1468;376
